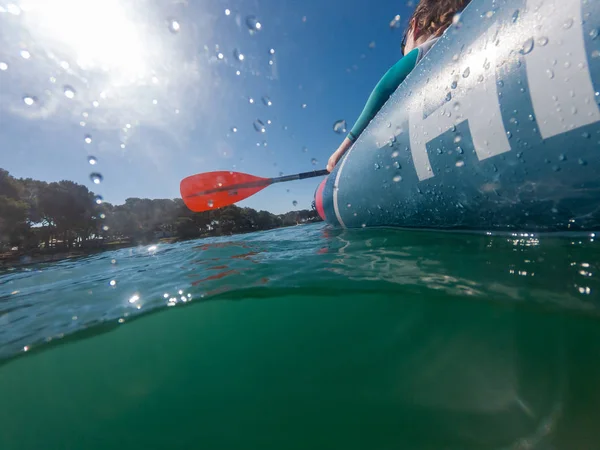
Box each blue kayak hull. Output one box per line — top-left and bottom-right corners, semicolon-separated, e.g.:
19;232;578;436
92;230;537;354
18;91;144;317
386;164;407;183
317;0;600;231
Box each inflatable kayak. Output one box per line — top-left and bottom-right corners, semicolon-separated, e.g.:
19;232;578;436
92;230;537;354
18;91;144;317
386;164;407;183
315;0;600;231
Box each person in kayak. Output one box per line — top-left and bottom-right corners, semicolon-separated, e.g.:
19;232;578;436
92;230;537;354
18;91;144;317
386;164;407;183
326;0;471;172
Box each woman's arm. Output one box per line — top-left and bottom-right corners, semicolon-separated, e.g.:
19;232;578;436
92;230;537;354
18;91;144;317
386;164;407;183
327;48;419;172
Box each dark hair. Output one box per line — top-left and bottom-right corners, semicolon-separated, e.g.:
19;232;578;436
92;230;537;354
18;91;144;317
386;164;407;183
409;0;471;41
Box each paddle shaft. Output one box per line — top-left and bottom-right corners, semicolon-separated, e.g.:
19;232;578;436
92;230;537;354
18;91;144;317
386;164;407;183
187;169;328;198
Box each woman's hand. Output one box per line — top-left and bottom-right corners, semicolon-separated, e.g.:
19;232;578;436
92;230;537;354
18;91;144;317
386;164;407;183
327;137;353;172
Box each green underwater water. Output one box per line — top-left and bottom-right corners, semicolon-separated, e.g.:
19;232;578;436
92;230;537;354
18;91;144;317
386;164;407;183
1;223;600;450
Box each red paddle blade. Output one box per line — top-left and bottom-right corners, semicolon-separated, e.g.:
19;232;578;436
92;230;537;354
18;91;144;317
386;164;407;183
180;171;271;212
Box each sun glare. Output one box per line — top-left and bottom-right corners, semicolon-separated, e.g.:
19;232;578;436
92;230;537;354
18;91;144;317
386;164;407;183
21;0;147;79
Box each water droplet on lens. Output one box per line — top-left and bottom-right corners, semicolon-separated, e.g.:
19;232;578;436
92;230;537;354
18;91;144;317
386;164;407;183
292;200;298;207
253;119;266;132
455;160;465;167
23;96;36;106
520;37;534;55
462;67;470;78
389;14;401;29
454;135;462;143
168;18;180;33
512;9;520;23
445;92;452;101
262;96;272;106
233;49;245;61
451;80;458;89
311;158;317;165
484;10;494;18
0;62;8;71
217;52;224;60
563;18;573;29
84;134;92;144
374;163;380;169
302;146;308;153
269;48;275;55
207;200;214;208
62;85;76;99
393;161;400;169
456;146;463;154
507;131;512;139
333;119;347;134
301;103;307;109
582;131;591;139
88;156;97;165
537;36;549;46
20;50;31;59
578;158;587;165
246;15;262;32
393;175;402;182
590;29;599;40
90;173;103;184
231;126;238;133
528;114;535;121
94;195;103;205
248;97;254;104
546;69;555;79
559;154;566;161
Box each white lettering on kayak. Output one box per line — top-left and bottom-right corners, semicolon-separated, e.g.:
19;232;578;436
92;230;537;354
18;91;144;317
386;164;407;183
408;27;510;181
525;0;600;138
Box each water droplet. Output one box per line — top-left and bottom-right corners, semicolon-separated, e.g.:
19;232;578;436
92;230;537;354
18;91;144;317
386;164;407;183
537;36;549;47
22;96;36;106
292;200;298;207
207;199;214;208
94;195;103;205
436;148;443;155
477;74;484;82
590;29;599;40
253;119;266;133
269;48;275;55
84;134;92;144
90;173;103;184
0;62;7;71
311;158;317;165
20;50;31;59
333;119;347;134
225;8;231;16
507;131;512;139
393;175;402;182
389;14;401;29
374;163;380;170
453;102;460;111
92;100;99;108
559;154;566;161
563;18;574;29
233;49;245;61
520;37;534;55
512;9;520;23
262;96;272;106
246;15;262;32
454;135;462;143
231;126;238;133
484;10;495;18
591;50;600;59
217;52;224;60
248;97;254;104
455;160;465;167
393;161;401;169
369;41;376;49
578;158;587;166
62;85;76;99
546;69;555;79
452;54;460;62
302;146;308;153
456;146;464;154
88;156;98;165
462;67;470;78
528;114;535;121
451;80;458;89
168;18;180;33
582;131;591;139
301;103;307;109
445;92;452;102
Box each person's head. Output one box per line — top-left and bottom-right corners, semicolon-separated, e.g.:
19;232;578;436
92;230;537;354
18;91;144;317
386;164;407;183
402;0;471;54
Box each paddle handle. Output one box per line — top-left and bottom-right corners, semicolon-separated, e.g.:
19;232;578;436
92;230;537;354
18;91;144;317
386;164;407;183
271;169;329;184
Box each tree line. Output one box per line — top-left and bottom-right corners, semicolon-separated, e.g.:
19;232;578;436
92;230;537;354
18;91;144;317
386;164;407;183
0;168;321;254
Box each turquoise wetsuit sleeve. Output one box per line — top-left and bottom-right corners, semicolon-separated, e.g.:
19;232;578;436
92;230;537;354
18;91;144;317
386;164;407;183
347;48;419;142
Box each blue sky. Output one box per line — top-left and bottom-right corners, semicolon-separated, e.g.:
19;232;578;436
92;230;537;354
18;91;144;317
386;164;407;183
0;0;416;214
